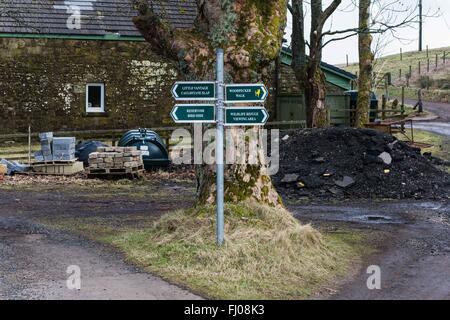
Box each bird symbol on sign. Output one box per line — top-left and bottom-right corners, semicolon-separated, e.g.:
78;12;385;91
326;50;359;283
255;89;261;98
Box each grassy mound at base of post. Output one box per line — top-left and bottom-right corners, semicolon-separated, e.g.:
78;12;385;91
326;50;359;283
106;201;365;299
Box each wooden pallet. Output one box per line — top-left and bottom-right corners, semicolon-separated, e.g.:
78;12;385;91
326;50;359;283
31;161;84;176
87;165;145;179
32;159;77;165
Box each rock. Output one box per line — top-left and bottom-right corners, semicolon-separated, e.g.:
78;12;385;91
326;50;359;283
378;152;392;165
364;154;383;165
335;176;355;188
328;187;341;195
367;146;385;156
281;173;299;183
388;140;399;150
0;164;7;175
302;175;325;188
312;157;325;164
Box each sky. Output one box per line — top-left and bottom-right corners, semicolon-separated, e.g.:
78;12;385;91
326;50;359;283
285;0;450;65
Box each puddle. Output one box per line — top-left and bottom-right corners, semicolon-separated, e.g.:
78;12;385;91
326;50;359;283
354;215;394;224
294;209;403;225
292;200;450;225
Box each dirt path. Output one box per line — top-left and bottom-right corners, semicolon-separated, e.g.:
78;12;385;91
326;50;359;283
290;200;450;299
401;99;450;138
0;188;201;300
2;180;450;300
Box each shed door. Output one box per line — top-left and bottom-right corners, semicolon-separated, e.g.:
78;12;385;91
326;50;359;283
276;96;306;122
327;95;351;126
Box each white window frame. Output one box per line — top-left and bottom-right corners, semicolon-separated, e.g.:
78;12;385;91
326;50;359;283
86;83;105;113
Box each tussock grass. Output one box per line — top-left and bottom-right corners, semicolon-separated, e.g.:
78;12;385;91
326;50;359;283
109;201;363;299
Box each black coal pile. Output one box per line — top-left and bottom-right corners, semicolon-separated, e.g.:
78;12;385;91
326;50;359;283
273;128;450;201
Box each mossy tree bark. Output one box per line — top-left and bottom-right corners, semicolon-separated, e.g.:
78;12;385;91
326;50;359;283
291;0;341;128
355;0;373;128
133;0;286;207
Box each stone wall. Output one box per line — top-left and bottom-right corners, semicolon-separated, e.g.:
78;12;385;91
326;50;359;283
0;37;180;134
278;63;347;96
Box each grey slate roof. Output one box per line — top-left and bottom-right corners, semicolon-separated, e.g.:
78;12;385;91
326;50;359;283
0;0;197;37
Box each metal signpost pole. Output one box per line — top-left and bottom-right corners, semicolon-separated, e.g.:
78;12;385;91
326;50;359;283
216;49;225;246
170;50;269;246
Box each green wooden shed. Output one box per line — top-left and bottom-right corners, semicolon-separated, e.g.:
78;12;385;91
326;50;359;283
276;47;357;126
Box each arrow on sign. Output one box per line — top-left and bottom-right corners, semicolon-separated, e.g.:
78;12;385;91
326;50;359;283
224;107;269;126
225;84;268;103
171;104;216;123
171;81;216;101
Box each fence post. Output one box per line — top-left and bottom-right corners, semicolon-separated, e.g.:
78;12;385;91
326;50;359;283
346;54;349;67
427;58;430;72
28;125;31;164
401;87;405;117
418;61;421;75
399;69;402;79
426;45;429;58
400;48;403;61
381;95;386;120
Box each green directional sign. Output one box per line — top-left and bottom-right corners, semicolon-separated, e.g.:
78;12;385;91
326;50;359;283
225;107;269;126
225;84;268;103
172;82;216;101
171;104;215;123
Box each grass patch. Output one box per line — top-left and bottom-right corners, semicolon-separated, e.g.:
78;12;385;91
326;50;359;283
48;201;367;300
401;130;450;161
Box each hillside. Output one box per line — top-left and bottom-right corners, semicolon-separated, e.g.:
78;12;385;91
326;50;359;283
343;46;450;102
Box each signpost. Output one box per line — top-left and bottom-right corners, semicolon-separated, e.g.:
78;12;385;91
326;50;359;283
225;84;268;103
170;50;270;246
170;104;215;123
225;107;268;126
171;81;216;101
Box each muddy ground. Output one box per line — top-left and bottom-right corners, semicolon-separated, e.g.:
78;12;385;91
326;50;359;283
292;200;450;299
0;179;201;300
1;176;449;300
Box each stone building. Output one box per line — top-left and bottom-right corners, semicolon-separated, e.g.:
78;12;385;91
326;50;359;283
0;1;356;134
0;0;195;134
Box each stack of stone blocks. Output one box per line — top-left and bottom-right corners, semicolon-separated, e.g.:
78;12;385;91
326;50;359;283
52;137;76;161
34;132;76;162
88;147;143;172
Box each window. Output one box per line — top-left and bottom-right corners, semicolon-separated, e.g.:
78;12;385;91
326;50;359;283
86;83;105;113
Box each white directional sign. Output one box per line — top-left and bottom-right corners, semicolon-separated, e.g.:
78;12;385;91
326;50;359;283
224;107;269;126
171;81;216;101
170;104;215;123
225;84;268;103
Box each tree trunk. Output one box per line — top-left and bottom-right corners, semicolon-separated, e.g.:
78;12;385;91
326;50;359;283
133;0;286;207
355;0;373;127
291;0;341;128
306;66;328;127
